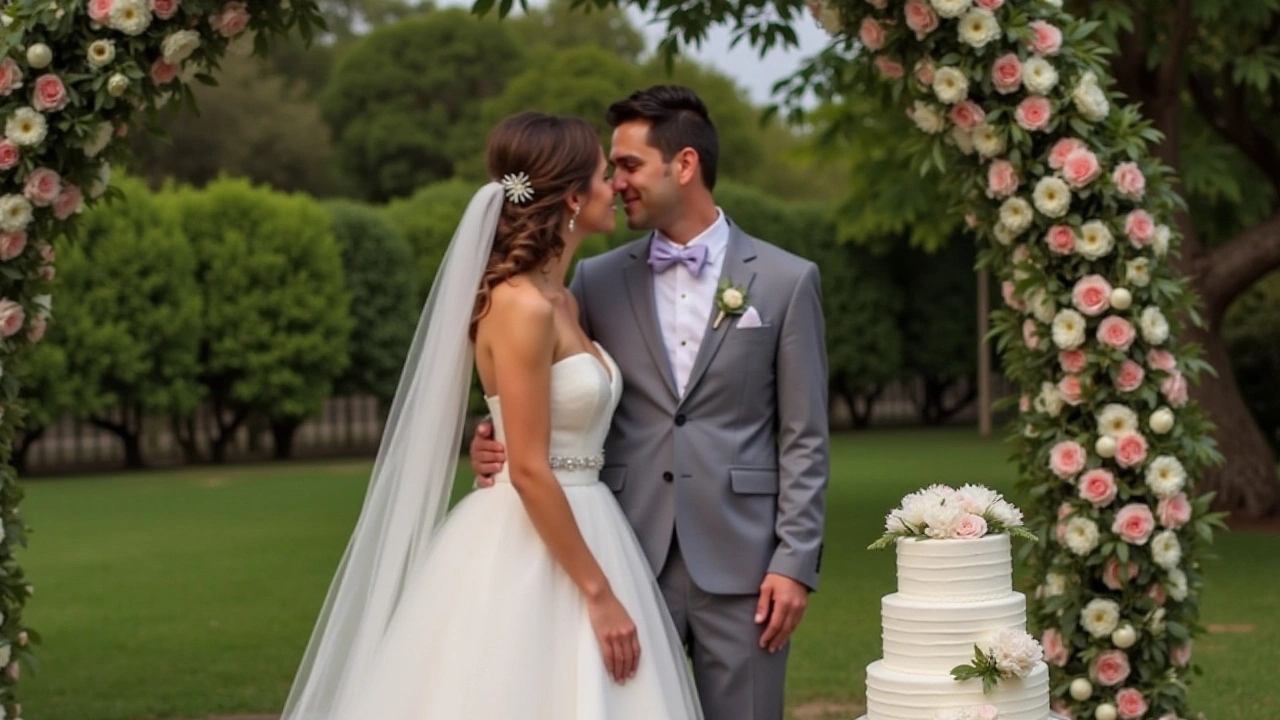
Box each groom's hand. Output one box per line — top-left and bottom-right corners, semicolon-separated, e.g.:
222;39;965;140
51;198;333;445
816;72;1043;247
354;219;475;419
469;420;506;488
755;573;810;653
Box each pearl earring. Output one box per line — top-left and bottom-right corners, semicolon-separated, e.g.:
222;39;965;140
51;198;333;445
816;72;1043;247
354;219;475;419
569;206;581;233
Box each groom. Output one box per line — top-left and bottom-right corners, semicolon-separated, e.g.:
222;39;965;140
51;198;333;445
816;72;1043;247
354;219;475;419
471;85;829;720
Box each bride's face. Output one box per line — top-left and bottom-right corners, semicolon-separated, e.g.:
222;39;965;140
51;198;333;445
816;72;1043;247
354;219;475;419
574;150;617;236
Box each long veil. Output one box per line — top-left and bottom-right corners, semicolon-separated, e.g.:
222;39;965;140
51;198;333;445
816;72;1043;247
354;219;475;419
280;183;505;719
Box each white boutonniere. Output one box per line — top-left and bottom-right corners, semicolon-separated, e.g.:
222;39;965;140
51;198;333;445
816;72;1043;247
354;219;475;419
713;279;748;329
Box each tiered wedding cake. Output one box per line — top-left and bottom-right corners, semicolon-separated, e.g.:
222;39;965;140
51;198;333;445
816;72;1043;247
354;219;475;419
861;485;1052;720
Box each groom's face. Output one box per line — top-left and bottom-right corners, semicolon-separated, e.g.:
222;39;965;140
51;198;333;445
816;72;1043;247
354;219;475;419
609;120;681;232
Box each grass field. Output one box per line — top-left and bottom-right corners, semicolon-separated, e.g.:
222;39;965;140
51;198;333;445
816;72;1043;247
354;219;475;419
15;428;1280;720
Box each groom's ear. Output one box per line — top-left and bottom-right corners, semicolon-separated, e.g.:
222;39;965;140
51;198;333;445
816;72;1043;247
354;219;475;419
672;147;702;187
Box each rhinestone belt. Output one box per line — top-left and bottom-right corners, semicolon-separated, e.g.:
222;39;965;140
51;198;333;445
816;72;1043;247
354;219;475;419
549;453;605;471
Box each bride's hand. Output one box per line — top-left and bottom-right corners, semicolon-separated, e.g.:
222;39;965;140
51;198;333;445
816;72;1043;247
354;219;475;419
586;590;641;683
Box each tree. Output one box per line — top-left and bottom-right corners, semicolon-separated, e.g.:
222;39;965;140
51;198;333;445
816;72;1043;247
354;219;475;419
322;9;525;201
49;177;203;468
509;0;646;63
383;179;478;304
1223;271;1280;454
167;178;352;462
327;201;420;407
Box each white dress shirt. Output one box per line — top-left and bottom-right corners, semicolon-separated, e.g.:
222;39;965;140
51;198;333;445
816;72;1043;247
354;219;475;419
652;209;730;397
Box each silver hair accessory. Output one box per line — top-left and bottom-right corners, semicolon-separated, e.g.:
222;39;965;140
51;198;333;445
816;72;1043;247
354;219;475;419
500;172;535;204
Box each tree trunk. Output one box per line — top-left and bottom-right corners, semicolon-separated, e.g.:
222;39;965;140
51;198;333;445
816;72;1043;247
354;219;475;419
171;414;202;464
11;427;45;474
271;417;303;460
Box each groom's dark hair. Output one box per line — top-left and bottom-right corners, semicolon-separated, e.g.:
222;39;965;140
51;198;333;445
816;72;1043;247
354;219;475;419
607;85;719;191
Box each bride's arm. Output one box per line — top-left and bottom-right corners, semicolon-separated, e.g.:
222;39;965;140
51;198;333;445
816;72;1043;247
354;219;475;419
488;287;640;682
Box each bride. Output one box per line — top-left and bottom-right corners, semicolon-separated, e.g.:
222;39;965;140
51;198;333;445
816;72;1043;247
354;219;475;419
280;112;703;719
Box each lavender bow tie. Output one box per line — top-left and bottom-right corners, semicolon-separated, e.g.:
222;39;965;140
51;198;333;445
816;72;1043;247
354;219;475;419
648;241;709;277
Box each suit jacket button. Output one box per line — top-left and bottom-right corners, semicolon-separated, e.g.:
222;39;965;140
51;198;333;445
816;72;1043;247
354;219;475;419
674;414;687;426
662;471;673;482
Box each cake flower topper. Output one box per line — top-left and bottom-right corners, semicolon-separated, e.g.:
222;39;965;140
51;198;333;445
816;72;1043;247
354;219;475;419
869;484;1037;550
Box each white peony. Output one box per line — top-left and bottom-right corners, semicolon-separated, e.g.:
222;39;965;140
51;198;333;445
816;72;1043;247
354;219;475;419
1152;224;1171;257
1051;309;1087;350
951;126;975;155
87;39;116;68
899;494;932;527
930;0;972;18
957;484;1001;513
973;124;1007;158
886;510;910;534
109;0;153;35
989;500;1023;527
1023;56;1060;94
5;107;47;147
911;101;947;134
1145;455;1186;497
1166;567;1189;601
1140;306;1169;345
999;197;1033;234
958;8;1001;48
1126;258;1151;287
0;195;33;232
1035;381;1064;417
162;30;202;65
924;501;965;538
993;222;1018;246
1027;288;1056;324
1077;220;1115;260
933;67;970;104
1151;529;1182;570
1072;71;1110;122
990;628;1042;677
1043;572;1068;597
1081;598;1121;638
1097;404;1140;437
1063;516;1100;556
1033;176;1071;218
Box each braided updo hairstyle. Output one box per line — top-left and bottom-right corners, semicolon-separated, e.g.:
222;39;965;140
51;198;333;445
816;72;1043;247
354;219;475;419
470;112;601;340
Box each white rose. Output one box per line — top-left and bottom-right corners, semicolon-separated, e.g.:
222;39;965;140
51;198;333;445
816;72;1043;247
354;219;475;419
162;30;202;65
26;43;52;69
1033;176;1071;218
930;0;971;18
1069;677;1094;700
107;73;130;97
83;121;113;158
1149;407;1175;434
1077;220;1115;260
999;197;1033;234
0;195;33;232
87;39;116;68
1111;624;1138;649
992;222;1018;246
1151;529;1182;569
973;124;1006;158
1023;56;1060;94
1166;567;1189;601
1095;435;1117;458
1146;455;1186;498
1109;287;1132;310
1150;606;1167;633
1051;308;1086;350
933;67;970;104
1097;404;1139;437
109;0;153;36
1063;517;1099;556
1027;288;1056;324
4;107;48;147
1081;597;1121;638
1096;703;1118;720
951;126;975;155
911;101;947;134
1152;224;1171;257
1126;258;1152;287
1044;572;1068;597
1140;306;1169;345
1035;381;1064;417
1073;72;1110;122
958;8;1001;48
721;287;744;310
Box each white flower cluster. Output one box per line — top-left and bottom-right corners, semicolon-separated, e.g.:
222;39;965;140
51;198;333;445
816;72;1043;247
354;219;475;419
884;484;1023;540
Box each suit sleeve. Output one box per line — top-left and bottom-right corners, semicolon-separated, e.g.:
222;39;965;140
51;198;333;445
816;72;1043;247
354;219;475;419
568;259;592;336
768;261;829;591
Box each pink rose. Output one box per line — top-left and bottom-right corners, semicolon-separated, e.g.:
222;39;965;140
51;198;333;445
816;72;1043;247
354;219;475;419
974;0;1003;8
1049;137;1086;170
1049;440;1087;479
89;0;114;23
987;159;1019;198
1051;700;1075;720
1015;96;1052;132
1045;224;1077;255
1091;649;1132;686
1041;628;1069;667
0;299;25;338
0;231;26;261
1115;360;1145;393
1098;316;1136;351
1059;349;1087;373
1114;431;1148;468
53;185;84;220
1072;274;1112;316
1058;501;1074;520
965;212;978;228
32;74;68;112
211;1;252;37
915;58;936;86
0;140;19;170
875;55;905;79
860;17;886;50
1058;375;1083;406
23;167;62;207
1102;557;1138;590
39;264;54;281
1146;349;1177;372
1002;280;1025;311
1019;394;1031;412
904;0;939;39
1171;642;1192;667
1161;371;1188;407
0;57;22;98
37;242;54;264
1028;20;1063;55
1150;584;1167;605
951;100;986;131
1078;468;1118;507
991;53;1022;94
1157;492;1192;529
1116;687;1148;720
151;60;180;85
27;317;46;343
1062;148;1102;188
1112;502;1156;545
1023;318;1040;350
1113;162;1146;199
1125;209;1155;247
952;513;989;539
151;0;180;19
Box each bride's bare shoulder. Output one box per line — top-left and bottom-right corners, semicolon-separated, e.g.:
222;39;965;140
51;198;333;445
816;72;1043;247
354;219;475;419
484;277;554;336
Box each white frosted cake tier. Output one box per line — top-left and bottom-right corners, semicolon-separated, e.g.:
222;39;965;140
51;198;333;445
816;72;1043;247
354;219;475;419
881;592;1027;675
896;533;1012;601
866;659;1050;720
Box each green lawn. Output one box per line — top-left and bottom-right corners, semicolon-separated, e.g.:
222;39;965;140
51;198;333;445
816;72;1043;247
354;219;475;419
14;429;1280;720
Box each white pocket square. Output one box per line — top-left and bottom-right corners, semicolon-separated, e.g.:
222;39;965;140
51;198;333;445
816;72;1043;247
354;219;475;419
737;306;764;328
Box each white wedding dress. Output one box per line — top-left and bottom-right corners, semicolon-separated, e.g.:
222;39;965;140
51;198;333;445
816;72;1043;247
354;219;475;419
328;343;703;719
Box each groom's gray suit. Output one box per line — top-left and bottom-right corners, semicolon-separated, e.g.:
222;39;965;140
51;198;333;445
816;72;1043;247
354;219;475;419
570;218;829;720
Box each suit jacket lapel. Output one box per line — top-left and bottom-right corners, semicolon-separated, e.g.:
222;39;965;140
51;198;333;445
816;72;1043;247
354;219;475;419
679;224;758;407
624;235;679;401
